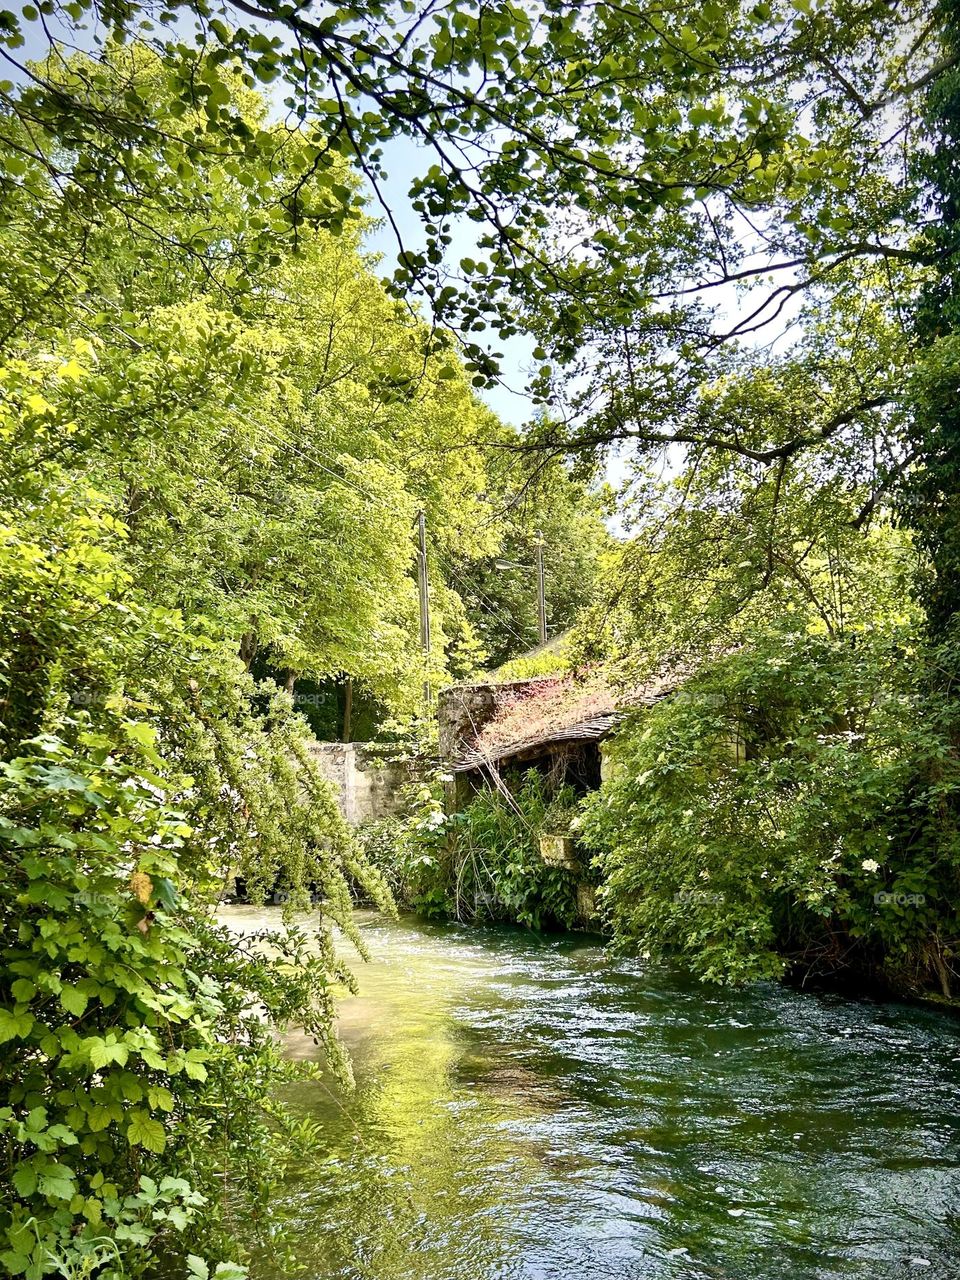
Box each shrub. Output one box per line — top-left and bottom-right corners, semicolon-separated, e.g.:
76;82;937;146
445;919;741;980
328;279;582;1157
579;626;960;990
0;360;390;1277
449;771;584;930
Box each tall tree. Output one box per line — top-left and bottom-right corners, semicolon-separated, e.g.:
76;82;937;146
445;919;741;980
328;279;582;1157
0;47;525;1278
907;0;960;636
0;2;944;398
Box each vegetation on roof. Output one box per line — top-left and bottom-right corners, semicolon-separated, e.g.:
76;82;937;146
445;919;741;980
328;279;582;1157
467;672;618;763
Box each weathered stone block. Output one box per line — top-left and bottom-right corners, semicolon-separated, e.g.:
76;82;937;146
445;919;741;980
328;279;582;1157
539;833;580;871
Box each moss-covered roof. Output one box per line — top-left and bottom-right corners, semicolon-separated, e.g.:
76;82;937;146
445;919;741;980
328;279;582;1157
450;663;681;772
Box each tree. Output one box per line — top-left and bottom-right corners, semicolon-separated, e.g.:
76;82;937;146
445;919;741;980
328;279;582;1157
579;621;948;989
442;454;612;671
906;0;960;637
0;3;943;394
0;341;400;1277
0;46;524;1278
2;41;531;701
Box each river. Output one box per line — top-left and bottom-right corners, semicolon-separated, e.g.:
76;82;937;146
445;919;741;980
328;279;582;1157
222;907;960;1280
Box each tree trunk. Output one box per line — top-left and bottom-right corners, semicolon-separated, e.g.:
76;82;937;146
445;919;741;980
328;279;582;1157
239;629;258;670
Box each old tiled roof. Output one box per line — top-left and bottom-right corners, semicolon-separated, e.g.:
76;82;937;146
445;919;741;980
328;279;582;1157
451;664;681;772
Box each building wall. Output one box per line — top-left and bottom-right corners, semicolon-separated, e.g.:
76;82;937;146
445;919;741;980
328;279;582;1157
307;742;409;827
437;677;562;763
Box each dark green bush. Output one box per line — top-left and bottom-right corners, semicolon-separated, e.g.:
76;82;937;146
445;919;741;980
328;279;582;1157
448;771;584;931
579;626;960;991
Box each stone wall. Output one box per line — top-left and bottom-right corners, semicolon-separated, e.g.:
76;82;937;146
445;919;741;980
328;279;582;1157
307;742;410;827
437;677;557;762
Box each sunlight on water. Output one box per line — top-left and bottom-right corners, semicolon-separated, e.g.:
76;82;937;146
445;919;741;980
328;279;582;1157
222;907;960;1280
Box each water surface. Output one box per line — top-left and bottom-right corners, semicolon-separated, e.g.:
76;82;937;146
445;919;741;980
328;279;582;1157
223;908;960;1280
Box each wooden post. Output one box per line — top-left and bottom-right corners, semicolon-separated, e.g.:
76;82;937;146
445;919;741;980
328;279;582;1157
417;510;432;703
535;529;547;645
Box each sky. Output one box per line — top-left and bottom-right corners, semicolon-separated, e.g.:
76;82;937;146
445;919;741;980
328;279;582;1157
359;133;538;430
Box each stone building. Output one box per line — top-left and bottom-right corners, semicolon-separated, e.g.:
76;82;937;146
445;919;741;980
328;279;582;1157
437;665;681;807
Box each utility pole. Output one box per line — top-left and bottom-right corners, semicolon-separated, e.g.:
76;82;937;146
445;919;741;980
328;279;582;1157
417;510;432;703
535;529;547;645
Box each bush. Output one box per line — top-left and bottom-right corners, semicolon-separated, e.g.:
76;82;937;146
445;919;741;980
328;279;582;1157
354;765;454;919
355;768;590;931
579;626;960;990
0;359;390;1277
448;771;585;931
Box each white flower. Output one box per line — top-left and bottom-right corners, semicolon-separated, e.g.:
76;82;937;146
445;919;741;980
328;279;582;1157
861;858;880;873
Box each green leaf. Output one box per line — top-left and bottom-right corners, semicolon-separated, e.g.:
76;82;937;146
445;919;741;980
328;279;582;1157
88;1038;129;1070
0;1008;34;1043
38;1169;75;1200
11;1165;37;1197
152;876;178;911
88;1105;112;1132
126;1110;166;1154
125;720;157;748
59;985;89;1017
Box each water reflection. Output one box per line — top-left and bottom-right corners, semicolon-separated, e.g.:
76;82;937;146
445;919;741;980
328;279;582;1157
222;908;960;1280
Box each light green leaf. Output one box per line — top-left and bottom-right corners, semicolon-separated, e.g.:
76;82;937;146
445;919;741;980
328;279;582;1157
127;1110;166;1154
0;1009;34;1043
60;985;89;1017
11;1165;37;1197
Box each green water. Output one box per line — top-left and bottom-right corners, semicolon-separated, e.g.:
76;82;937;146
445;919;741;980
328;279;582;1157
223;908;960;1280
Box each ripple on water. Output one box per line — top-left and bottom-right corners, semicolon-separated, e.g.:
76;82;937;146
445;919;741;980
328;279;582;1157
221;909;960;1280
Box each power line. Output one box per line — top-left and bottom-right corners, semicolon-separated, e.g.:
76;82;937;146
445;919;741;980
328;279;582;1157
431;547;531;650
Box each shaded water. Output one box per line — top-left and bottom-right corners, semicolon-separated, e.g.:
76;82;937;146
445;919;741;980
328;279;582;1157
223;908;960;1280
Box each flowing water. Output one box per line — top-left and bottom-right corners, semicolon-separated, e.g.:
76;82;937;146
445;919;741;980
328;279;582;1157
223;907;960;1280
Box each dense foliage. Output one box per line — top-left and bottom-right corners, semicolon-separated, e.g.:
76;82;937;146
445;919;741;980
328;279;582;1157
360;770;585;930
3;0;960;1270
448;469;613;669
0;334;402;1276
909;0;960;643
0;0;941;414
0;39;602;1280
580;626;960;990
